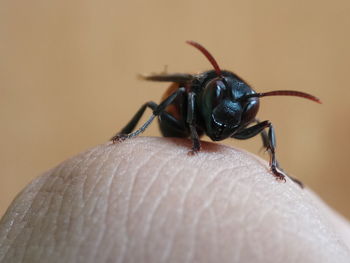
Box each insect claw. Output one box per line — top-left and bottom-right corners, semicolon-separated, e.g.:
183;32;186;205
187;149;199;156
111;134;128;144
271;166;287;183
276;175;287;183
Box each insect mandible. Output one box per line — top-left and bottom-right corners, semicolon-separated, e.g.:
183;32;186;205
111;41;321;187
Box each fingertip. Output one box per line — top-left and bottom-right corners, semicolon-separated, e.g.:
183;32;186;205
1;137;349;262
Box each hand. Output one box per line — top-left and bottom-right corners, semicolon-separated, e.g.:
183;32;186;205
0;137;349;263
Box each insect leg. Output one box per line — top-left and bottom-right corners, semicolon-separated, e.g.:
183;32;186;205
255;119;304;188
111;101;158;141
232;121;270;140
232;121;303;187
120;102;158;134
112;87;186;142
158;113;189;138
253;119;269;150
186;92;201;154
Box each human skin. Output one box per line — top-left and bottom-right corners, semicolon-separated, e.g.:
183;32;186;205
0;137;349;263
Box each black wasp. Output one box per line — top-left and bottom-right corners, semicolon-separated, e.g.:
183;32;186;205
111;41;321;187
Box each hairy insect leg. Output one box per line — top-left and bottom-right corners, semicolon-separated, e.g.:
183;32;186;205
111;87;186;143
186;92;201;155
121;102;158;134
233;121;303;187
111;102;158;142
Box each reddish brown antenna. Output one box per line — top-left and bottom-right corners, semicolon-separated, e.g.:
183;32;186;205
186;41;223;77
245;90;322;103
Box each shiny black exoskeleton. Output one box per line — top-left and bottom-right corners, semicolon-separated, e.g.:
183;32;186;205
111;41;321;187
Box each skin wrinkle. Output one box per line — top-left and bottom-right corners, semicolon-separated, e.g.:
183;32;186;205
123;147;161;262
196;192;220;262
293;193;331;243
125;150;141;224
193;190;218;262
203;166;240;194
128;147;159;216
54;146;103;260
51;166;72;245
89;171;115;261
14;141;144;262
241;193;266;262
11;187;47;261
81;146;106;202
180;150;266;262
0;174;46;261
264;206;285;260
183;184;198;263
144;189;176;262
143;154;183;249
209;204;219;262
79;148;123;263
232;170;282;260
142;164;174;249
82;146;114;204
307;197;342;245
115;148;142;263
52;154;92;245
115;146;139;263
102;148;128;263
131;164;162;261
34;175;66;260
53;166;73;255
100;147;131;262
176;165;206;263
187;174;220;263
11;158;80;262
63;148;103;250
42;156;84;262
15;171;59;259
233;177;253;225
220;169;246;223
62;146;109;262
161;165;200;263
1;137;350;263
200;173;232;262
242;212;267;261
143;152;192;261
81;148;119;261
165;165;198;262
159;175;186;262
279;185;336;259
132;149;173;200
280;223;300;261
129;142;187;263
248;182;293;260
53;164;85;254
84;147;115;216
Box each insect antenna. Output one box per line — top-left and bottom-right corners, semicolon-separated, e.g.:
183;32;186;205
243;90;322;104
186;41;223;77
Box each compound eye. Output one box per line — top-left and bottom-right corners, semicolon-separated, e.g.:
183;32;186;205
241;98;260;124
204;78;226;107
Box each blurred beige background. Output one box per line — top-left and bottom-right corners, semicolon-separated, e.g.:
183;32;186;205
1;0;349;219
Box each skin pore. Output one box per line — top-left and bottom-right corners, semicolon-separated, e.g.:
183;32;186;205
0;137;349;263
